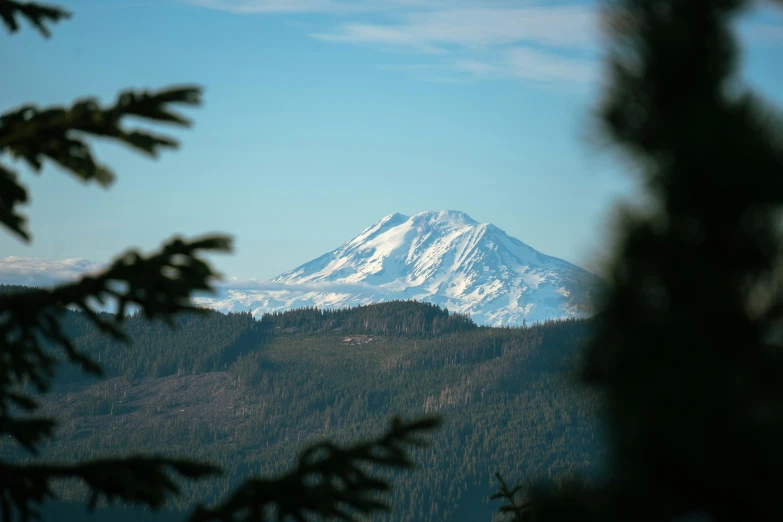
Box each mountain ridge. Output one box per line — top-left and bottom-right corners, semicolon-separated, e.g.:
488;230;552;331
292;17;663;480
196;210;602;326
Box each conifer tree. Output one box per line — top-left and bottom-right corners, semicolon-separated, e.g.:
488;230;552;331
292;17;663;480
511;0;783;521
0;3;439;521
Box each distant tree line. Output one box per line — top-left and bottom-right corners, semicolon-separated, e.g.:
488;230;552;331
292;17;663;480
258;300;476;338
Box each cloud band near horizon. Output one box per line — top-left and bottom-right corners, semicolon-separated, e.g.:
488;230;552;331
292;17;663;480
0;256;392;296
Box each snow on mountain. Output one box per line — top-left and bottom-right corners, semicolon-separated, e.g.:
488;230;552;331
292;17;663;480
195;210;603;326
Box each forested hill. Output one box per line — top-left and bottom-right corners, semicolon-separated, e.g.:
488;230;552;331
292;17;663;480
258;300;477;337
0;283;41;294
4;291;605;522
41;298;481;384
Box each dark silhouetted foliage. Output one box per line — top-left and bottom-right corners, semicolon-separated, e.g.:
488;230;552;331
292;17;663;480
512;1;783;522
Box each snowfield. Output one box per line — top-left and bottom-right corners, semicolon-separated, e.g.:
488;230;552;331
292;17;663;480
195;210;603;326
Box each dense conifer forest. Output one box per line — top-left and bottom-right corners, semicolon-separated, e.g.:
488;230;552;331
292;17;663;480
1;287;603;521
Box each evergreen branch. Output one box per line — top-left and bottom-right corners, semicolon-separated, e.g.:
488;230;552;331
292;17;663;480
0;86;201;241
0;234;232;451
0;0;69;38
188;416;442;522
0;86;202;152
568;0;783;521
492;473;529;522
0;415;55;453
0;457;221;522
0;163;29;241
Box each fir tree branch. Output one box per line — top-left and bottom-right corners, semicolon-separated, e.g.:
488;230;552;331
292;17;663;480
0;163;29;241
188;416;442;522
0;0;69;38
0;86;202;241
0;457;221;522
0;234;232;451
491;473;529;522
0;415;55;454
559;0;783;521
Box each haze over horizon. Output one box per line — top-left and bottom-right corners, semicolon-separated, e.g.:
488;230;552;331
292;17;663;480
2;0;782;281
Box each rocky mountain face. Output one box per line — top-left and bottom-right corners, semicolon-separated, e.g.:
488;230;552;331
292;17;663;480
196;210;602;326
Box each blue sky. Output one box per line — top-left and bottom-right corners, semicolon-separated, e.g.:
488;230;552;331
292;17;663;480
1;0;782;284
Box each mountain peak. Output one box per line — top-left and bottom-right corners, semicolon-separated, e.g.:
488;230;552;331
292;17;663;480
381;212;409;223
411;210;479;227
200;211;602;326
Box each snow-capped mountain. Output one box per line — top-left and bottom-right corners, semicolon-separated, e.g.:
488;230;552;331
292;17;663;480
195;210;603;326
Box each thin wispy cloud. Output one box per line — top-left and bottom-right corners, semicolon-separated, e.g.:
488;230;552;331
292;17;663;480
184;0;600;85
311;6;597;50
183;0;781;86
505;47;594;84
377;63;449;71
454;59;501;76
313;23;450;54
447;48;594;85
417;75;477;85
310;5;599;83
740;0;783;44
182;0;373;14
750;23;783;43
181;0;520;14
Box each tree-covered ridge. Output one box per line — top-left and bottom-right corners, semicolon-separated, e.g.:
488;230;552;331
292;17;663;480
50;309;259;385
5;300;602;521
42;299;477;384
258;300;476;337
0;283;42;294
43;298;588;386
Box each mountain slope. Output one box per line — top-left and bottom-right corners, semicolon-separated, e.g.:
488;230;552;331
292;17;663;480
198;211;602;325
